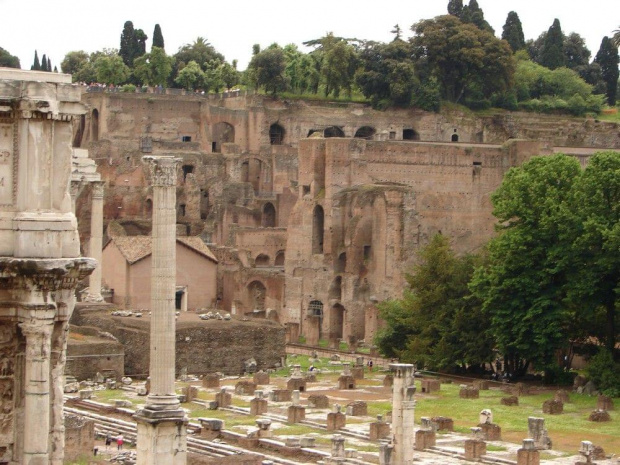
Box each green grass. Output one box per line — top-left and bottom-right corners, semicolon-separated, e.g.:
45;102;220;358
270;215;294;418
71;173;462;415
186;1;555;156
486;444;508;452
597;106;620;122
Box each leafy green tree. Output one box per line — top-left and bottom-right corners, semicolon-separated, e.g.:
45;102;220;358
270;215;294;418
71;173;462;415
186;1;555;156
540;19;565;69
0;47;20;68
171;37;224;86
119;21;146;68
502;11;525;52
461;0;494;33
471;154;583;374
613;26;620;47
447;0;463;17
133;46;173;86
174;60;204;90
94;54;130;85
152;24;165;50
321;37;358;97
221;60;239;90
411;15;514;104
376;234;493;371
594;37;619;105
247;44;287;95
391;24;403;41
203;59;225;93
31;50;40;70
61;51;89;76
563;33;591;70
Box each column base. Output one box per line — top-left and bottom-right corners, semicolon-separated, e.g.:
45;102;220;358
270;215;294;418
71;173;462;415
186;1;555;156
134;407;187;465
84;293;104;303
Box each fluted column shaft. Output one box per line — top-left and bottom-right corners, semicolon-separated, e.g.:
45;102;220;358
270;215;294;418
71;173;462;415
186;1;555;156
390;363;415;465
87;181;105;301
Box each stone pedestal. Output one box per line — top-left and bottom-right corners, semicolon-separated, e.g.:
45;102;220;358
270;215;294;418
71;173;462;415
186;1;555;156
288;405;306;423
346;401;367;416
270;389;292;402
369;418;391;441
326;412;346;431
351;366;364;380
250;398;268;416
383;374;394;387
431;416;454;431
308;394;329;408
202;374;220;389
199;418;223;440
528;417;552;450
460;386;480;399
473;380;489;390
338;375;356;389
415;430;436;451
501;396;519;406
542;399;563;414
478;423;502;441
421;379;441;393
287;377;307;392
464;439;486;461
253;371;270;385
235;381;257;395
390;363;416;465
554;390;570;403
331;435;346;458
215;389;232;408
135;412;188;465
517;439;540;465
596;395;614;411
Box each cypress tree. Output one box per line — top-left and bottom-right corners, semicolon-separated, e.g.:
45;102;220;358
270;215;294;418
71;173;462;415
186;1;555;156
41;54;48;71
47;57;52;72
32;50;41;70
136;29;148;56
594;36;619;105
467;0;494;33
540;19;565;69
447;0;463;17
152;24;165;50
502;11;525;52
120;21;136;66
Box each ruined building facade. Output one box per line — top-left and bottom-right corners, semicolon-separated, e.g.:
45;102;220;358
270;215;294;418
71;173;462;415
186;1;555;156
76;90;619;345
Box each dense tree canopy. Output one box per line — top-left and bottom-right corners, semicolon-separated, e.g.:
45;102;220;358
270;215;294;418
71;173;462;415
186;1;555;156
152;24;165;50
133;46;173;86
594;37;619;105
94;54;130;85
540;19;565;70
0;47;20;68
247;45;287;95
502;11;525;52
119;21;147;67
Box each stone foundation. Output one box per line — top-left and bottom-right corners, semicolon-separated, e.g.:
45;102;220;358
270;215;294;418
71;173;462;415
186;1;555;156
459;386;480;399
478;423;502;441
269;389;292;402
464;439;486;461
250;398;268;416
369;421;390;440
203;374;220;389
287;378;306;392
346;401;367;416
337;375;356;390
253;371;270;385
421;379;441;393
326;412;346;431
287;405;306;423
542;399;563;414
596;395;614;411
501;396;519;406
235;381;257;396
308;394;329;408
415;430;436;451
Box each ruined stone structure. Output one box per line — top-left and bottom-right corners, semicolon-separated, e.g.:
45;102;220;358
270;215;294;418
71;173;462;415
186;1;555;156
0;69;96;465
74;90;620;344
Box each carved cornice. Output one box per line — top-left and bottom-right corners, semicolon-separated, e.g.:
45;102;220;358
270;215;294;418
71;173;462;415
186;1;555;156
91;181;105;199
0;257;97;292
143;156;181;187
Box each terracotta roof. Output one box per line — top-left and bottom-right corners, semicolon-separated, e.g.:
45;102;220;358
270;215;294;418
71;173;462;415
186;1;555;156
106;236;218;265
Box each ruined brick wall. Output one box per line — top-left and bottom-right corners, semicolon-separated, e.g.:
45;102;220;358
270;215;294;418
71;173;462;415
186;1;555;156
64;415;94;462
66;335;125;381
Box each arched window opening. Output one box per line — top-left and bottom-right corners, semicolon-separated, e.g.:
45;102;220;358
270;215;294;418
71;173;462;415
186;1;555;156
182;165;194;182
329;276;342;301
307;129;320;137
248;281;267;311
308;300;324;317
403;129;420;141
451;133;459;142
354;126;376;140
330;304;345;340
212;122;235;153
324;126;345;138
312;205;325;254
255;254;270;267
269;123;285;145
262;202;276;227
275;250;285;266
91;109;99;142
335;252;347;273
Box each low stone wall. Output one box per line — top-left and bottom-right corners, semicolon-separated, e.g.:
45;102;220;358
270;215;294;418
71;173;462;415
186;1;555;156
66;329;125;380
64;414;94;462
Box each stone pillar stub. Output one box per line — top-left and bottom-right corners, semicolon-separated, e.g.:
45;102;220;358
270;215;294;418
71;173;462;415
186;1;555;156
390;363;415;465
135;155;187;465
85;181;105;302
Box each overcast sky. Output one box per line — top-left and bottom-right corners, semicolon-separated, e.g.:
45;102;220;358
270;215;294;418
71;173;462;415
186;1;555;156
1;0;618;72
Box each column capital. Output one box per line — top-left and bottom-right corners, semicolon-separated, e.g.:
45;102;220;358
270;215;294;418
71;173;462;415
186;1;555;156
19;320;54;339
143;156;181;187
91;180;105;199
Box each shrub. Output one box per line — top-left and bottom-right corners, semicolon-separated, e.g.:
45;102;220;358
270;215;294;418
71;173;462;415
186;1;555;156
121;84;136;93
587;349;620;396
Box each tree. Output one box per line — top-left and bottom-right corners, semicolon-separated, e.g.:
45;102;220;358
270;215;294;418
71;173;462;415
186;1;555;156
31;50;40;70
152;24;164;50
447;0;463;17
471;154;583;374
41;54;48;71
61;51;89;76
594;37;619;105
119;21;146;68
462;0;494;33
502;11;525;52
540;19;565;69
220;60;239;90
94;54;130;85
391;24;403;41
133;46;173;86
613;26;620;47
321;35;358;97
174;60;204;90
47;57;52;73
376;234;493;371
0;47;20;68
247;45;287;95
411;15;514;103
563;33;591;71
172;37;224;87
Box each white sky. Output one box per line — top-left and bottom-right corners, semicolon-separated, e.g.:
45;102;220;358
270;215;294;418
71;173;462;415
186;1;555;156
1;0;618;71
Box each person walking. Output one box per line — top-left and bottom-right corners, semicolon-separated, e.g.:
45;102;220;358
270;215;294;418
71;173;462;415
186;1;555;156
105;434;112;450
116;434;124;451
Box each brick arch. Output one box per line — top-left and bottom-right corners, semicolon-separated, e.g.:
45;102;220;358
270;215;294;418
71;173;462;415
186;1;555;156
354;126;376;140
211;121;235;153
255;253;270;267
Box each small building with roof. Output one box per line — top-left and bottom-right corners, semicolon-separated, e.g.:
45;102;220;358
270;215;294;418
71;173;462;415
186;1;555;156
102;236;218;311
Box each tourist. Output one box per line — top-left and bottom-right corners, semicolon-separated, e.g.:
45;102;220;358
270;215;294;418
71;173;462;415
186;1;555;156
367;360;373;372
105;434;112;449
116;434;123;450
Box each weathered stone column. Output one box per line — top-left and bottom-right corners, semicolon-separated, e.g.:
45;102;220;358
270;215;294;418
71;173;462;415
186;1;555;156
20;321;54;464
135;156;187;465
85;181;104;302
390;363;415;465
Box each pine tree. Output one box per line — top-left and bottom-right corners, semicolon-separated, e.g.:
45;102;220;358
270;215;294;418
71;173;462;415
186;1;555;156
32;50;41;70
447;0;463;17
540;19;565;69
136;29;148;56
120;21;137;66
594;36;619;105
391;24;402;41
41;54;48;71
502;11;525;52
466;0;494;33
152;24;165;50
47;57;52;72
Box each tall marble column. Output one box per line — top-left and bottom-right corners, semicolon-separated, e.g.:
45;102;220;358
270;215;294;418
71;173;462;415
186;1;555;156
86;181;104;302
390;363;415;465
135;156;187;465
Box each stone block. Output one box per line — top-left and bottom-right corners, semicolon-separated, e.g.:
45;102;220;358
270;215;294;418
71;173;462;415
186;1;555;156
517;449;540;465
512;382;529;397
415;429;436;451
542;399;563;415
287;405;306;423
199;418;224;440
588;410;611;422
431;416;454;431
235;380;257;395
215;389;232;408
421;379;441;393
253;371;270;385
464;439;486;461
299;437;316;448
79;389;93;399
202;374;220;389
459;386;480;399
383;374;394;387
501;396;519;406
554;390;570;403
304;373;317;382
284;437;300;448
351;366;364;380
337;375;356;390
478;423;501;441
473;380;489;390
369;421;390;440
182;385;198;402
596;395;614;411
345;401;367;416
250;398;268;416
326;412;346;431
528;417;552;450
287;377;307;392
308;394;329;408
269;389;292;402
